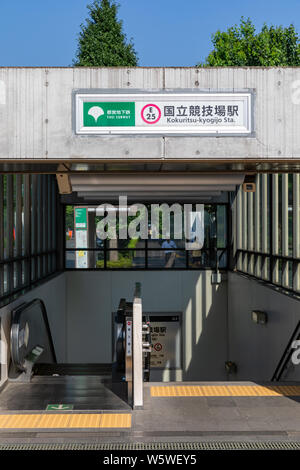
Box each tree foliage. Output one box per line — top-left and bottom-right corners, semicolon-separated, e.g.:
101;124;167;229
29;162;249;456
74;0;138;66
199;17;300;66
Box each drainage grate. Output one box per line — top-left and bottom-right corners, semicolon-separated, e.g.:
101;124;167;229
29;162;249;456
1;442;300;450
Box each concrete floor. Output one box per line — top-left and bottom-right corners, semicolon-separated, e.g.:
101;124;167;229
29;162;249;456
1;379;300;444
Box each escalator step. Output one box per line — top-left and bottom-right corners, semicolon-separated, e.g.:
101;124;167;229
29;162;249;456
33;363;112;376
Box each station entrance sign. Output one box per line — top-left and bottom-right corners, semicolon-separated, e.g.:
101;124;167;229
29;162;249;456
74;91;253;136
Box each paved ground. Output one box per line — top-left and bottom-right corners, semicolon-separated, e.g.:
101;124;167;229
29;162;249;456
1;379;300;444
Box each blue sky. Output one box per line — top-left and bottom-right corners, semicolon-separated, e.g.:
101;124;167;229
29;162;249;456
0;0;300;67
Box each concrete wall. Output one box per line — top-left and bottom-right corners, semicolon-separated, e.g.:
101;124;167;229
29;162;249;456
0;67;299;162
228;272;300;381
2;269;300;386
0;269;229;386
65;270;228;381
0;273;66;388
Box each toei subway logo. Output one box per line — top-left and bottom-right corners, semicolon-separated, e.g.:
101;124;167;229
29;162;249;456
141;104;162;124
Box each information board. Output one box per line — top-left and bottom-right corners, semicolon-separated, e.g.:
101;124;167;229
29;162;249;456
74;207;88;269
74;91;253;136
148;313;182;370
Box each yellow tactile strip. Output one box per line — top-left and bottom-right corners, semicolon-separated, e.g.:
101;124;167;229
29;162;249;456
0;413;131;429
151;385;300;397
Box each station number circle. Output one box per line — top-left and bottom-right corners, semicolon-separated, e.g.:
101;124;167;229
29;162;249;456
141;104;161;124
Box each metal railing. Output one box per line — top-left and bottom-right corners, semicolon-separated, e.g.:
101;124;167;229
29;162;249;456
272;320;300;381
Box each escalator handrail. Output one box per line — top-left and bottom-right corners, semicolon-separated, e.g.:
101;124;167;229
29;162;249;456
271;319;300;381
10;298;57;370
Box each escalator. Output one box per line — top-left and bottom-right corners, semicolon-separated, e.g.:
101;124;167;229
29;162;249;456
0;298;130;411
9;298;112;380
1;287;150;412
33;363;112;376
9;298;57;381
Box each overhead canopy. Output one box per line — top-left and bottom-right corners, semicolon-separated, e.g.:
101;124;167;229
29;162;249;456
68;173;244;202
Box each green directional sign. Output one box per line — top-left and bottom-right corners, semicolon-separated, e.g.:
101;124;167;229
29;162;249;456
83;101;135;127
75;207;88;230
46;404;74;411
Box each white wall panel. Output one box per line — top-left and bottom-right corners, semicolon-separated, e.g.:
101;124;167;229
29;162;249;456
0;67;299;161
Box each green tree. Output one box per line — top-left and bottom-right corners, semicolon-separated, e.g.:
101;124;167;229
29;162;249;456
74;0;138;66
65;206;74;231
198;17;300;66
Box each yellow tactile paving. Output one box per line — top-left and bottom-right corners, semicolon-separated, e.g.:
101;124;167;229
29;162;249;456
150;385;300;397
0;414;11;428
68;414;101;428
0;413;131;429
2;414;42;429
100;413;131;428
37;414;72;428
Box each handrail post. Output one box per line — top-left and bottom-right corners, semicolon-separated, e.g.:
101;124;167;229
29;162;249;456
132;282;143;409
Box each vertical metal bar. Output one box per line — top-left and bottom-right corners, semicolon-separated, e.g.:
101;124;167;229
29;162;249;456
31;175;38;282
215;204;218;271
15;175;22;287
248;192;254;274
104;237;107;269
282;174;289;256
231;191;237;261
24;175;31;286
88;209;96;268
55;178;63;272
50;176;55;271
254;175;261;277
37;175;43;279
146;238;149;269
236;187;242;271
133;282;143;409
227;199;231;270
6;176;14;292
282;174;289;287
53;176;59;272
41;175;46;277
44;175;49;276
293;174;300;292
262;174;268;279
0;175;3;297
49;176;54;272
272;175;279;283
48;177;52;273
62;203;66;272
242;188;247;272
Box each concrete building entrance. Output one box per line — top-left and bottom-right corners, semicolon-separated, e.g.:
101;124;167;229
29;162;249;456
0;67;300;444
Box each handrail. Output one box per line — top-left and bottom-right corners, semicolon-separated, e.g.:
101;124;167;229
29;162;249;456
271;320;300;381
11;298;57;371
133;282;143;409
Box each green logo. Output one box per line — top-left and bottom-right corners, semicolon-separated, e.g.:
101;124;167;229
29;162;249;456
46;404;74;411
83;102;135;127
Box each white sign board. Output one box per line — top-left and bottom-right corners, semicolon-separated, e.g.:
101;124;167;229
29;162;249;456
74;207;88;269
74;92;253;136
149;314;182;369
